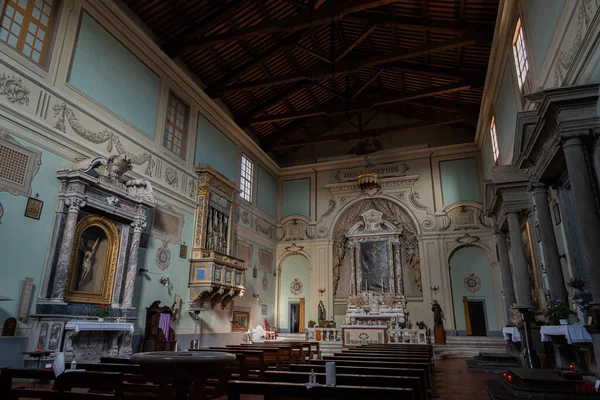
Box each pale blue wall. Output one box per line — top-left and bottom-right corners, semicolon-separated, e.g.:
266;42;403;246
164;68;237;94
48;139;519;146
450;247;499;333
0;138;70;323
282;179;310;218
523;0;565;73
279;255;311;331
69;13;160;137
481;137;495;180
440;158;481;205
257;166;276;217
132;207;195;335
495;62;518;165
195;114;238;183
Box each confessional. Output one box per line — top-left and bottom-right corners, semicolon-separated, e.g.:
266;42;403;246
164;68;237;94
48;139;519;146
142;301;178;352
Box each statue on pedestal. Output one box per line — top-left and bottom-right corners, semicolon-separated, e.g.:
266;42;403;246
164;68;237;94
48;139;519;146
318;301;326;323
431;300;444;328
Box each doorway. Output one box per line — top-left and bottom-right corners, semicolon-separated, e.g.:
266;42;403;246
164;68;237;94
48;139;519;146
289;302;300;333
467;300;487;336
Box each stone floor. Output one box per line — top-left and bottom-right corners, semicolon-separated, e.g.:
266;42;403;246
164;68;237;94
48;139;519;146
433;358;496;400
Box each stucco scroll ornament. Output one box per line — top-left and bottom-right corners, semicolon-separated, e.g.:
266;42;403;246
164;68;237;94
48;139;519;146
319;199;336;221
409;192;427;210
164;167;179;188
285;243;304;254
554;0;599;86
52;103;154;176
455;233;479;246
0;73;30;106
125;179;156;204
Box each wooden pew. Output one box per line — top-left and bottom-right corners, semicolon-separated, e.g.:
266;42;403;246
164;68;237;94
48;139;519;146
265;370;425;400
228;380;415;400
290;363;428;399
236;343;292;369
310;358;432;391
225;345;282;370
208;347;268;379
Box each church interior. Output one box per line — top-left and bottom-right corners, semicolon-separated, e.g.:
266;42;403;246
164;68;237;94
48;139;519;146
2;0;600;398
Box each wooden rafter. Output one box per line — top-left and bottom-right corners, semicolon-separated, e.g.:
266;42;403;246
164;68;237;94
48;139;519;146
350;69;383;100
181;0;400;51
373;81;472;106
335;24;377;63
270;115;467;149
218;35;478;93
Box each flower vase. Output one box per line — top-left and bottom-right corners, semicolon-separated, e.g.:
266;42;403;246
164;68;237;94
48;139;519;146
97;317;104;322
577;308;587;325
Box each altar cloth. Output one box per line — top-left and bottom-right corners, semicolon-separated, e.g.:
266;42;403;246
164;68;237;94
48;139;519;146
540;325;592;344
65;321;134;333
502;327;521;342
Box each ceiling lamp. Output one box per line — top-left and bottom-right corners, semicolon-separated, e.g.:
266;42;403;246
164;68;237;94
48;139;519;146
357;157;381;196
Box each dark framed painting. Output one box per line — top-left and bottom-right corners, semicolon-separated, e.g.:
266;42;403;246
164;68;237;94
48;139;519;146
232;311;250;332
179;244;188;259
24;197;43;220
140;233;150;249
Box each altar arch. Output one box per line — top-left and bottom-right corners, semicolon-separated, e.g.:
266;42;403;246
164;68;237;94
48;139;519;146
330;197;423;305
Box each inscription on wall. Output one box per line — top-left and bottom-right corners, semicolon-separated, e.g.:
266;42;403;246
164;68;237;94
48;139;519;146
335;162;408;182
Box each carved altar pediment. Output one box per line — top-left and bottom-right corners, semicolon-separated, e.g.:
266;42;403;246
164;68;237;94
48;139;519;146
348;209;398;236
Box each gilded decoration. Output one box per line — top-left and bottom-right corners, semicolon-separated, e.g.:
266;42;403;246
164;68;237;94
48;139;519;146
64;215;119;304
0;73;30;106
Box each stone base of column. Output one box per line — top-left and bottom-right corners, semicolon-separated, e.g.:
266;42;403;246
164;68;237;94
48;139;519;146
43;298;68;305
513;305;538;368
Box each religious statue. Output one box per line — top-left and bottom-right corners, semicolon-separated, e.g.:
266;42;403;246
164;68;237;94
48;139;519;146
318;300;326;322
78;237;100;289
431;300;444;328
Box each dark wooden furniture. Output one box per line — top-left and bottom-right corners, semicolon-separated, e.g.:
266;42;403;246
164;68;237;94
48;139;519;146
142;300;178;352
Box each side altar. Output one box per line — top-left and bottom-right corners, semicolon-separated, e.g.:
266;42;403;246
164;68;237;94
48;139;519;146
26;155;156;363
341;209;416;346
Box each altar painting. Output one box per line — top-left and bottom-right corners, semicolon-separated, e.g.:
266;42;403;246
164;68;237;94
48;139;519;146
64;215;119;304
360;241;389;292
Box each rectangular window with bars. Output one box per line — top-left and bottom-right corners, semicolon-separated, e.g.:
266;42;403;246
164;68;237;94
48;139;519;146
512;18;531;92
163;93;188;158
490;116;500;163
0;0;57;64
239;155;253;203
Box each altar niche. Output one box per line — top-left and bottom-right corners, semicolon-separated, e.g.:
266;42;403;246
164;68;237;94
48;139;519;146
347;209;403;297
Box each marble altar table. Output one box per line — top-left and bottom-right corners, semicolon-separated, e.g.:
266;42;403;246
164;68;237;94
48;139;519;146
341;325;388;347
502;327;521;342
64;321;135;362
540;325;592;344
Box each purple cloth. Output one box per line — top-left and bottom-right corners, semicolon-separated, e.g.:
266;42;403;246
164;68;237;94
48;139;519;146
159;313;170;342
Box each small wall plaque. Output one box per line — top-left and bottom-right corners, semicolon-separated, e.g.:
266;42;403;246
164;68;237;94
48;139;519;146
24;197;43;220
179;244;188;259
140;233;150;249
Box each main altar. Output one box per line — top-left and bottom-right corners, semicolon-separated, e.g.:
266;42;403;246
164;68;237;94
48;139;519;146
341;209;412;346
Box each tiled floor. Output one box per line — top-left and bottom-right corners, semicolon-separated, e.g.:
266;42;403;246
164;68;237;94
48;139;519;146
433;358;496;400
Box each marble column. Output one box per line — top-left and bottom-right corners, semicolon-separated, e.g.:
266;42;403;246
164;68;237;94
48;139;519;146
494;231;516;319
562;136;600;309
506;212;534;307
392;242;403;295
530;183;568;303
122;218;146;308
51;197;85;301
348;242;356;296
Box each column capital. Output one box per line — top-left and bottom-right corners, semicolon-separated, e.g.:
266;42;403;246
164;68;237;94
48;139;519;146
561;134;585;150
65;197;85;213
493;230;507;238
131;219;147;233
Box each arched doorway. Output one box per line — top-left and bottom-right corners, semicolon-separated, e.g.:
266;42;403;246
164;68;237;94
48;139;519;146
449;246;497;336
278;254;311;333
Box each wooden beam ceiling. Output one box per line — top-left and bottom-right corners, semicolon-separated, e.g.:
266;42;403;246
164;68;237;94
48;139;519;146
180;0;401;51
270;115;467;149
217;35;478;93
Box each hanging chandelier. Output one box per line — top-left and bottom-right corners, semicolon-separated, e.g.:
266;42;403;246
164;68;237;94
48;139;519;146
356;156;381;196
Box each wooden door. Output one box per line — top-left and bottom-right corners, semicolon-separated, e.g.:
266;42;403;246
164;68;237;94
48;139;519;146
467;300;487;336
299;298;305;333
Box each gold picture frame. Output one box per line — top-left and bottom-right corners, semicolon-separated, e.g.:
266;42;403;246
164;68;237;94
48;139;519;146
521;221;543;314
64;215;119;304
